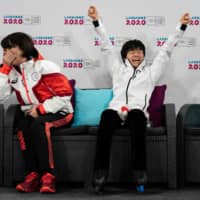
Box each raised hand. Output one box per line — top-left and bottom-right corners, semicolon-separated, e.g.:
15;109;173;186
180;13;190;25
88;6;99;21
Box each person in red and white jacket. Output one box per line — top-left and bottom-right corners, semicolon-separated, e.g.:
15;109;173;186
88;6;190;194
0;32;73;193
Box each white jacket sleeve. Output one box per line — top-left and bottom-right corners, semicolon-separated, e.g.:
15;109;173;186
94;21;121;75
94;20;113;52
150;23;186;84
0;65;12;102
42;95;72;113
35;60;74;114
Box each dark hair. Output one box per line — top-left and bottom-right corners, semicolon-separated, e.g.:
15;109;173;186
120;39;145;63
1;32;38;60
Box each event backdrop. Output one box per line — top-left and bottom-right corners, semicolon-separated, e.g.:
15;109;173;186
0;0;200;112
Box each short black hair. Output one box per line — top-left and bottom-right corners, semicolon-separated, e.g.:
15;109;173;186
1;32;38;60
120;39;145;63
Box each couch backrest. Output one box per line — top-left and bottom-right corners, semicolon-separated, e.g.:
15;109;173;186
70;84;167;128
184;105;200;127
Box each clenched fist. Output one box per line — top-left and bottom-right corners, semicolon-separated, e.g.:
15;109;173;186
88;6;99;21
180;13;190;25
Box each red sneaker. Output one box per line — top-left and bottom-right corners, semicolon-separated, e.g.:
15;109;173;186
16;172;40;192
40;172;56;193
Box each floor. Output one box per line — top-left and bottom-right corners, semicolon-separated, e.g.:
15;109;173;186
0;184;200;200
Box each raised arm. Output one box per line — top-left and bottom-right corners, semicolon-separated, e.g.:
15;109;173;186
88;6;121;75
150;13;190;84
88;6;113;52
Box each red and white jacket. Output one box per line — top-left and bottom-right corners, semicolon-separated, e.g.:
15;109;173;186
0;59;73;114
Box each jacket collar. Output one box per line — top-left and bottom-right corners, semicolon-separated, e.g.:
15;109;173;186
11;59;35;75
125;58;146;72
19;59;35;71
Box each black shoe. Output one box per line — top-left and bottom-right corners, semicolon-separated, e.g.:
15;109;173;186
93;169;108;194
133;170;147;193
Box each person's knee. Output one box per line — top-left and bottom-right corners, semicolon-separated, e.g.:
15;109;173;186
128;109;146;122
101;109;117;121
29;118;44;132
99;109;120;131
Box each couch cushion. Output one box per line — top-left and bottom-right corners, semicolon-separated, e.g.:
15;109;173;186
147;85;166;127
88;126;166;136
146;127;166;136
72;88;113;127
51;125;88;136
13;126;89;138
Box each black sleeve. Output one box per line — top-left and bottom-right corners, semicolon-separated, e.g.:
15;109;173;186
92;20;99;27
180;24;187;31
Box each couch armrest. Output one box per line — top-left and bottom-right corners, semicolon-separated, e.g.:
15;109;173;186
163;103;176;188
0;104;4;185
4;104;19;186
176;104;200;187
164;103;176;137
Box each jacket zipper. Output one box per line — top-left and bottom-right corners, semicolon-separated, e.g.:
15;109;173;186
142;94;147;110
21;67;33;104
125;68;148;110
125;68;136;104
